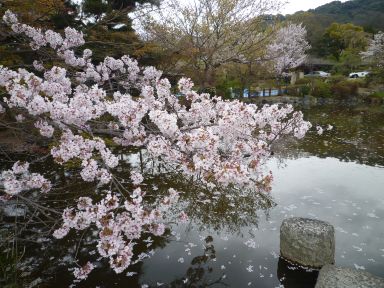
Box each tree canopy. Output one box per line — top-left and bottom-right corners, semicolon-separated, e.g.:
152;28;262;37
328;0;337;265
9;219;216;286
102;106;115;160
139;0;285;88
321;22;369;61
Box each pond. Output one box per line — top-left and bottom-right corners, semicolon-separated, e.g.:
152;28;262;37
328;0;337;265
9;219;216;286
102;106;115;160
1;104;384;287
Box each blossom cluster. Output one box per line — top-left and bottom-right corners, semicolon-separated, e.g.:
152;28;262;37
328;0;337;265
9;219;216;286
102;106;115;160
3;10;85;63
267;23;311;75
34;120;54;137
73;262;95;280
0;161;51;195
50;130;118;184
361;31;384;68
53;188;179;278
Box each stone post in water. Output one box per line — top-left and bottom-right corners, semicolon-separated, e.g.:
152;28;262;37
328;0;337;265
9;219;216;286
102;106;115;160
280;217;335;268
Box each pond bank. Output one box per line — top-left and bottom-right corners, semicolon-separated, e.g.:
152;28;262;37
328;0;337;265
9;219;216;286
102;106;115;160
243;95;384;106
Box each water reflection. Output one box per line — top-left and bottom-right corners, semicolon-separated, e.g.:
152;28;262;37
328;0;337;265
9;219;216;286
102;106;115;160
297;105;384;167
168;180;276;235
1;105;384;287
167;237;228;287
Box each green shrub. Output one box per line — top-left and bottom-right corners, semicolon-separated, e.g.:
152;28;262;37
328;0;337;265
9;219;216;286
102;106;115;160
365;71;384;85
299;85;311;96
367;91;384;104
286;84;312;97
295;78;312;85
353;78;367;88
312;80;332;98
327;75;346;85
286;86;299;96
370;91;384;98
331;80;359;99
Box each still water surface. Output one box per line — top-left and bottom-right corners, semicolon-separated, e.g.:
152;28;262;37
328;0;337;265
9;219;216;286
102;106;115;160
5;105;384;287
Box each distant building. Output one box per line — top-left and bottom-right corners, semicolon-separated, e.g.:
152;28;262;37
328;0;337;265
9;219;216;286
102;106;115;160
300;56;334;73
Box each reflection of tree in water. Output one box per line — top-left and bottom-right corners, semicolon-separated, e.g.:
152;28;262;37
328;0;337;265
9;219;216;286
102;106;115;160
273;105;384;167
183;190;275;235
0;151;172;287
0;149;275;285
168;236;228;288
145;173;276;235
72;232;171;288
0;154;100;286
10;230;172;287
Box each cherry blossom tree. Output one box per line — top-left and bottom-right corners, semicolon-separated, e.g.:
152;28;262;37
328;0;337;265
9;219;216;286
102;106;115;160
265;23;310;95
0;10;313;281
138;0;284;88
267;23;311;76
361;31;384;69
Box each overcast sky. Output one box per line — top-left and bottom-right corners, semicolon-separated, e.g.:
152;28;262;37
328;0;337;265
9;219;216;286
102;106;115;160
282;0;349;14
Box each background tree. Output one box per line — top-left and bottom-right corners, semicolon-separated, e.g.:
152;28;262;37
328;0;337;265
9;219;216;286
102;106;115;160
321;22;369;61
214;22;310;98
286;11;333;57
0;0;77;67
0;0;72;26
267;23;310;75
78;0;162;62
266;23;310;95
0;0;161;68
140;0;283;89
336;48;363;72
361;31;384;75
215;62;256;98
307;0;384;32
286;0;384;59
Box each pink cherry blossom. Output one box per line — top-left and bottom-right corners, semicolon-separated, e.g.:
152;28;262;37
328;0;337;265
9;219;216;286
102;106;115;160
73;262;94;280
0;162;51;195
0;12;315;281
